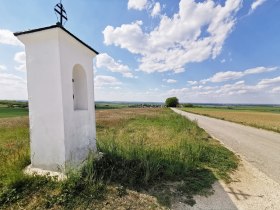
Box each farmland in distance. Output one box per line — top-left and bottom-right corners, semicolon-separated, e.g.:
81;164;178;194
181;105;280;133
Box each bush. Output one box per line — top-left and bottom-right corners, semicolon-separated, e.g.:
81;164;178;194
165;97;179;107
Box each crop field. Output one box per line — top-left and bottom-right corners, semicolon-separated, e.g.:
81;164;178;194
0;108;238;209
181;106;280;133
95;102;129;110
0;101;28;118
0;107;28;118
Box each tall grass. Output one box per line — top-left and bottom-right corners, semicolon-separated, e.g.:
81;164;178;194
0;108;238;209
0;117;30;188
96;108;238;180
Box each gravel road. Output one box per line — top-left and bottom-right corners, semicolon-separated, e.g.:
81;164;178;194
172;108;280;184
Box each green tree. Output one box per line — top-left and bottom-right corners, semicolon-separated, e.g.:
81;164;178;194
165;97;179;107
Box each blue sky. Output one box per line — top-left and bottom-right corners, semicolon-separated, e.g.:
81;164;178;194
0;0;280;103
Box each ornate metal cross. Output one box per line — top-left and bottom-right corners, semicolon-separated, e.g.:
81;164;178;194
54;0;68;26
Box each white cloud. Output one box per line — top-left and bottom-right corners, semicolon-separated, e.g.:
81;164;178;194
110;86;121;90
151;2;161;17
201;66;278;83
94;75;122;88
128;0;147;10
187;80;198;85
94;76;280;103
191;85;204;90
103;21;146;54
250;0;266;14
14;51;26;72
14;51;25;63
271;87;280;94
0;29;23;46
166;78;280;103
104;0;242;73
258;76;280;86
203;71;243;83
168;88;189;96
214;81;253;96
0;65;7;71
0;72;27;100
244;66;276;74
96;53;134;78
166;79;177;83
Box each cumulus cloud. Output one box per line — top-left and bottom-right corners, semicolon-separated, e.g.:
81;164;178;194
202;71;243;83
258;76;280;86
200;66;278;84
250;0;267;14
96;53;134;78
14;51;26;72
0;72;27;99
94;75;122;88
94;76;280;103
165;73;280;103
0;29;23;46
168;80;268;100
151;2;161;17
103;21;146;54
0;65;7;71
104;0;242;73
128;0;147;10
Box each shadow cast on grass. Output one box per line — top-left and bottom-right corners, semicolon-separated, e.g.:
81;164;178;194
0;134;238;210
76;139;218;208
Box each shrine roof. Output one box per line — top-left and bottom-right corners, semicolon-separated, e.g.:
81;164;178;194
14;24;99;55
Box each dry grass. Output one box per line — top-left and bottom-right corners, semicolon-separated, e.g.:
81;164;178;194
0;116;30;188
182;108;280;133
88;186;167;210
5;185;167;210
1;108;238;209
96;108;238;179
96;108;161;126
96;108;211;149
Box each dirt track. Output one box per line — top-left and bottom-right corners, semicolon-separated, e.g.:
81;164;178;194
172;108;280;184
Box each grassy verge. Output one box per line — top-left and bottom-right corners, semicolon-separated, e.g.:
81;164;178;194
181;107;280;133
0;108;238;209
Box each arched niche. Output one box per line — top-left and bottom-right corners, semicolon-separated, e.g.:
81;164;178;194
72;64;88;110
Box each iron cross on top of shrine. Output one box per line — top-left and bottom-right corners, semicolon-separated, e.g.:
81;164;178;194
54;0;68;27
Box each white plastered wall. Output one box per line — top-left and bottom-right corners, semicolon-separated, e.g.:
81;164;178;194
58;29;97;168
17;27;97;172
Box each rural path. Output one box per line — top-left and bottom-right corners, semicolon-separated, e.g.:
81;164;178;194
171;108;280;210
171;108;280;184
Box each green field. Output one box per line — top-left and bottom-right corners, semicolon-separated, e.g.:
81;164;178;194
0;101;162;117
95;102;129;110
0;107;28;118
0;101;29;118
0;108;238;209
182;105;280;133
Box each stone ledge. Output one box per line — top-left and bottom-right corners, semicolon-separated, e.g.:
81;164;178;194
24;165;67;181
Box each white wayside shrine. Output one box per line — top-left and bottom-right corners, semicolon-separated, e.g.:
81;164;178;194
14;24;98;174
